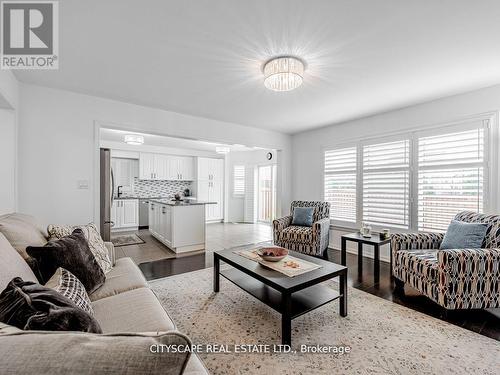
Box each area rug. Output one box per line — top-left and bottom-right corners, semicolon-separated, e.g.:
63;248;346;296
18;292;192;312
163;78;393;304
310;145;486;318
150;267;499;375
110;233;145;247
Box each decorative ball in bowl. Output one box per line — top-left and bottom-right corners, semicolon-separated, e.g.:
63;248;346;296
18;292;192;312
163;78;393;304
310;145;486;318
256;247;289;262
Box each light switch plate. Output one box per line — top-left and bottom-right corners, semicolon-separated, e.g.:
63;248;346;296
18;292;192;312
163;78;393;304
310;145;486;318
77;180;89;189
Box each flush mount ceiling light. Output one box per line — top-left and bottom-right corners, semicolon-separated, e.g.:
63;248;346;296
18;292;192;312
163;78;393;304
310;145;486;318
215;146;230;154
263;56;305;92
124;134;144;145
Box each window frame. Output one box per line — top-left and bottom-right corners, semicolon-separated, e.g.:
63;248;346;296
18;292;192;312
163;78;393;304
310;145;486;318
322;114;494;232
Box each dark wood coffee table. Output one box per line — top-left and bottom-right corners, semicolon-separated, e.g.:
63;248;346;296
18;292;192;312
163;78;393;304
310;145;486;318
213;249;348;346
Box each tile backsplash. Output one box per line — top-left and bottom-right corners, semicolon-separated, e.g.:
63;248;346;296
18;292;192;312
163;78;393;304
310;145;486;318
128;178;193;198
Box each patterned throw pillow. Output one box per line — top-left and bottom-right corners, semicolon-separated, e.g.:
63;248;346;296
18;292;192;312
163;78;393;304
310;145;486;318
45;267;94;316
47;223;112;273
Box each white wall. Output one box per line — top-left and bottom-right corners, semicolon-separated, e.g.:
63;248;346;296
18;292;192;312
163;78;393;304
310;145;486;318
292;84;500;261
0;110;17;214
17;84;292;225
0;70;19;109
0;71;19;214
226;150;277;222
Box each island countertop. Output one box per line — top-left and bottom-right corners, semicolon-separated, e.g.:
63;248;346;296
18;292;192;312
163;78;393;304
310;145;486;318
149;198;217;206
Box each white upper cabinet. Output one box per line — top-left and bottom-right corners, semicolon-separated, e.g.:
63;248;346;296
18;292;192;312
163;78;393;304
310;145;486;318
154;154;168;180
140;153;194;180
179;156;194;180
198;157;223;181
139;153;156;180
167;156;194;180
197;157;210;180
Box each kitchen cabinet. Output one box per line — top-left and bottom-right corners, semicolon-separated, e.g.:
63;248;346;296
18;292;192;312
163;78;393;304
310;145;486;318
167;156;194;181
148;201;159;236
139;152;167;180
139;153;156;180
197;157;224;221
149;201;206;253
140;152;193;181
111;199;139;231
158;204;172;245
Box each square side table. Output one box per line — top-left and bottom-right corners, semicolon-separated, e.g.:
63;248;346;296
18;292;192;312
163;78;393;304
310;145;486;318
340;232;391;282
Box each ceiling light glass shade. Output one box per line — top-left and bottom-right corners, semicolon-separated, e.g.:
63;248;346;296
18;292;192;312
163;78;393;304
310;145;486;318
215;146;230;154
263;56;304;92
124;134;144;145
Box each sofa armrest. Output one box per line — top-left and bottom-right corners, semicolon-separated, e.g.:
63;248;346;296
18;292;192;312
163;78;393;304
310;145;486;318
104;241;116;267
272;215;292;244
437;247;500;309
391;232;444;252
312;217;330;254
312;217;330;240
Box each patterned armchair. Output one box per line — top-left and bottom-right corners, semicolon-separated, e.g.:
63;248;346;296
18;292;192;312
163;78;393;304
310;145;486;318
391;211;500;310
273;201;330;257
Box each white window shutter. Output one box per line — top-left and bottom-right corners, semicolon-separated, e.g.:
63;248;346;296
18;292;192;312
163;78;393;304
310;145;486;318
324;147;357;222
362;140;410;228
417;128;485;232
233;165;245;196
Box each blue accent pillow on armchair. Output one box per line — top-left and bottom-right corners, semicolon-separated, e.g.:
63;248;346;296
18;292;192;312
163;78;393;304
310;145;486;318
292;207;314;227
440;220;488;249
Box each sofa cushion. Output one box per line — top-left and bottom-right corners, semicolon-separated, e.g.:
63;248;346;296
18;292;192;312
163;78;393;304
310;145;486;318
0;213;47;260
279;225;313;243
92;287;175;333
0;330;192;375
291;207;314;227
47;223;112;273
45;268;95;316
0;277;101;333
0;322;22;335
27;229;106;294
394;249;439;301
184;354;210;375
0;233;38;291
454;211;500;248
440;220;488;250
89;257;148;301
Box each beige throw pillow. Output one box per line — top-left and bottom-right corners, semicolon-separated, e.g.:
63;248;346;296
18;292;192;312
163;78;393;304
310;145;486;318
47;223;112;274
0;213;48;260
45;267;95;316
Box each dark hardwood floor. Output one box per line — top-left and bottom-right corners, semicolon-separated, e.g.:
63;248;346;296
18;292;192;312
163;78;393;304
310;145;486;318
139;247;500;341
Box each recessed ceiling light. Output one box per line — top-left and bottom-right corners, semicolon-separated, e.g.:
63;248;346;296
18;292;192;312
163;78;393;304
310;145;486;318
263;56;304;92
124;134;144;145
215;146;230;154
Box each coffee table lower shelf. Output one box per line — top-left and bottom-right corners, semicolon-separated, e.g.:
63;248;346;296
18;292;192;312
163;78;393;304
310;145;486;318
220;267;340;319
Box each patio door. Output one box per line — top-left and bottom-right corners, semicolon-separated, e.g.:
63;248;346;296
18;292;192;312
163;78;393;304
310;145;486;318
257;165;277;223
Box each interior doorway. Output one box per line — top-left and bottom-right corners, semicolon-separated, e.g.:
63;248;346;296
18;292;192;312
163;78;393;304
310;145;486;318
257;165;277;223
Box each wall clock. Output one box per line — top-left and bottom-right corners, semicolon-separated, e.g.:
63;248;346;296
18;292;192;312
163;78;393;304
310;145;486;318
266;152;273;160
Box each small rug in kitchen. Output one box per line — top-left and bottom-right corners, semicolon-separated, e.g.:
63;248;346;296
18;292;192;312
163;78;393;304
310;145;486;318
110;233;145;247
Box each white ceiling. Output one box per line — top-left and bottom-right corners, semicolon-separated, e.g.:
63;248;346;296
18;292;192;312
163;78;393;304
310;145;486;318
100;128;255;153
14;0;500;134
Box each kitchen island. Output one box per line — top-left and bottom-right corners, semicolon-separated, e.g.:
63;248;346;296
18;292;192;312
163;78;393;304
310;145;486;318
148;199;216;253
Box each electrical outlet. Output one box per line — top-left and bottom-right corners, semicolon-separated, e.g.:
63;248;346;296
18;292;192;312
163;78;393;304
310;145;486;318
77;180;89;189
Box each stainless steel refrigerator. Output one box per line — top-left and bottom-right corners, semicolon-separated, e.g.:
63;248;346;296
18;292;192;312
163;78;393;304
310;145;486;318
99;148;114;241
